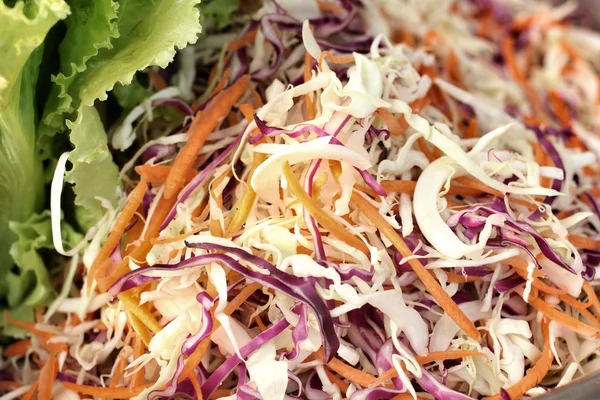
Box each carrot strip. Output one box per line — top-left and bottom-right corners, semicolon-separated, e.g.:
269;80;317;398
568;234;600;250
283;162;369;255
484;318;553;400
38;348;59;400
453;176;504;198
445;271;483;283
3;311;56;346
208;67;233;99
548;90;572;126
148;69;167;91
224;283;261;315
314;348;377;388
165;75;250;199
417;137;437;162
254;314;268;332
131;336;145;388
319;50;355;67
465;117;479;139
135;164;195;185
501;37;546;122
250;87;264;107
226;29;257;52
304;52;316;120
350;192;480;340
529;297;599;337
20;380;38;400
3;339;31;358
317;0;346;14
88;179;148;291
377;108;407;136
324;368;350;392
190;375;204;400
61;382;152;399
583;281;600;319
0;381;20;390
446;49;462;86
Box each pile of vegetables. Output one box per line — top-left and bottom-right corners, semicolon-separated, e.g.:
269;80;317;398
2;0;600;399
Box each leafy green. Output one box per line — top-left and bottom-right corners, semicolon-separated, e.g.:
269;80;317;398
0;0;68;302
200;0;239;29
2;211;81;336
65;106;120;231
39;0;203;152
113;75;152;109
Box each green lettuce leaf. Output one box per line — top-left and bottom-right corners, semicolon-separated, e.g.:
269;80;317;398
39;0;203;152
65;106;120;231
200;0;239;29
2;211;81;336
38;0;119;153
0;0;68;301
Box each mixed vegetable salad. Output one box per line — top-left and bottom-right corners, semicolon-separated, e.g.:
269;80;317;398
2;0;600;399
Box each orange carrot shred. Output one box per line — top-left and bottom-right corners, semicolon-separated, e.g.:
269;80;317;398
0;381;21;390
3;339;31;358
148;69;168;91
283;162;369;255
61;381;152;399
165;75;250;199
88;179;148;291
548;90;571;126
568;234;600;250
226;29;258;52
350;192;480;341
20;380;38;400
314;348;377;388
316;0;346;15
324;368;350;392
208;67;233;99
529;296;599;337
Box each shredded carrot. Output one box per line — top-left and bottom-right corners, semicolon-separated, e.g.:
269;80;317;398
500;37;547;123
316;0;346;15
417;136;437;162
224;283;261;315
529;296;599;337
0;381;20;390
3;311;56;346
38;348;59;400
88;179;148;291
380;180;417;194
453;176;504;198
568;234;600;250
208;67;233;99
20;380;38;400
61;382;152;399
190;375;204;400
548;90;572;126
283;162;369;255
445;271;483;283
130;335;145;388
324;368;350;392
559;297;600;328
314;348;377;388
465;117;479;139
304;52;316;120
3;339;31;358
446;49;462;86
377;108;407;136
135;164;195;185
110;352;128;388
319;50;356;67
583;281;600;320
350;192;480;340
253;314;268;332
484;318;553;400
148;69;167;91
226;29;258;52
165;75;250;199
250;87;264;107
